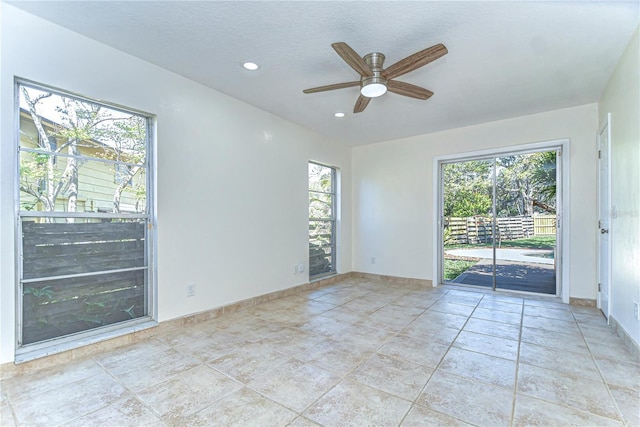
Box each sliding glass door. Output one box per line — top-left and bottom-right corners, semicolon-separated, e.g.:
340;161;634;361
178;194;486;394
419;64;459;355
441;148;559;295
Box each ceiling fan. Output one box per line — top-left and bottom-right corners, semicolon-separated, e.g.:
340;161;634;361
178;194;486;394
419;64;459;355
303;42;448;113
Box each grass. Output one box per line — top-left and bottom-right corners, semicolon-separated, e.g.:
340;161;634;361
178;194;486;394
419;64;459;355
444;259;478;281
495;235;556;249
445;235;556;250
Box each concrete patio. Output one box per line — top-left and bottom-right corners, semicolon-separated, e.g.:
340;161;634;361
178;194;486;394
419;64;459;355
446;248;556;294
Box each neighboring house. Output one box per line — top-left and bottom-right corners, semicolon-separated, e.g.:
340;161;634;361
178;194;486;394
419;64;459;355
19;109;145;216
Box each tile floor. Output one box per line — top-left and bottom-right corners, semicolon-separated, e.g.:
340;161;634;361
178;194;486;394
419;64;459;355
1;277;639;426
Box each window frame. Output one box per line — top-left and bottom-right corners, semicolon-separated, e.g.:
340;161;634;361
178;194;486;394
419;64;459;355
308;161;337;279
14;78;157;362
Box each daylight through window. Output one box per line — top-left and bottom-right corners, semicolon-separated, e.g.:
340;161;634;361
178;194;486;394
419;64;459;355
309;162;337;278
17;80;153;348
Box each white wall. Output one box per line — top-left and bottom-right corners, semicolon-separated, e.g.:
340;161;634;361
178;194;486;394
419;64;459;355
0;5;351;363
352;104;598;300
598;27;640;346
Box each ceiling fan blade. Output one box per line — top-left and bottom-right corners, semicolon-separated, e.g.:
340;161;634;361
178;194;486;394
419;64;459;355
353;95;371;113
383;43;448;80
331;42;374;77
387;80;434;100
303;81;360;94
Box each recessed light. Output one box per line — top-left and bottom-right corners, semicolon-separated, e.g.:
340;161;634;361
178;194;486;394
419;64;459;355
242;62;260;71
334;112;345;118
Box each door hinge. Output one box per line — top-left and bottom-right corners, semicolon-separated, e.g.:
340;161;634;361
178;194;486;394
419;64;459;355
598;220;602;229
598;150;602;159
598;283;602;292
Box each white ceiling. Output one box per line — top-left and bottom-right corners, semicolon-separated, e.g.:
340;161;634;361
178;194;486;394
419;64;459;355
7;1;640;146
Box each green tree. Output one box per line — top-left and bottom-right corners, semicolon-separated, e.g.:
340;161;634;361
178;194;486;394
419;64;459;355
443;160;492;217
495;152;556;216
106;118;147;213
443;151;556;219
530;151;557;213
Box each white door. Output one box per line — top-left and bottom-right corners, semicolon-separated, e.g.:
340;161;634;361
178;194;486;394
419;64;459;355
597;114;611;320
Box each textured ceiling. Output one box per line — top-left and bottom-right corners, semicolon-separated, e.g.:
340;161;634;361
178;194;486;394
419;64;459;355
7;1;640;146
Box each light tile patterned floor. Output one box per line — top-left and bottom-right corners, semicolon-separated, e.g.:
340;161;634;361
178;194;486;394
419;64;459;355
2;277;639;426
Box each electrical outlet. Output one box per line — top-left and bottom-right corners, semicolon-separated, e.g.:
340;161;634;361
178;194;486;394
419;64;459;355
634;301;639;321
186;283;196;297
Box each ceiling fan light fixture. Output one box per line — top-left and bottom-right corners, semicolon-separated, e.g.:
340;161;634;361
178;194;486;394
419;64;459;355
360;75;388;98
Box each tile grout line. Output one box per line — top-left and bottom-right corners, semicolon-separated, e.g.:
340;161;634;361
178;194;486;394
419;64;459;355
2;390;21;427
232;284;424;426
508;296;526;427
91;347;188;425
307;303;423;423
391;288;456;427
421;292;529;424
6;355;139;427
515;307;629;424
570;308;629;425
402;289;482;425
298;288;448;427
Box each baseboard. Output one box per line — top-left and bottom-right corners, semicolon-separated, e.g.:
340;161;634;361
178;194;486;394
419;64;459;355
609;315;640;363
182;272;355;325
351;271;433;287
569;297;597;307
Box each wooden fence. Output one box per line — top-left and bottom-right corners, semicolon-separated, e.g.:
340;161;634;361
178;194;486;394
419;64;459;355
533;215;557;235
21;221;146;344
445;215;555;244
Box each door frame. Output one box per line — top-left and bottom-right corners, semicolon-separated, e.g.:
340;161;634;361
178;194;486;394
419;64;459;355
597;114;612;320
433;139;571;303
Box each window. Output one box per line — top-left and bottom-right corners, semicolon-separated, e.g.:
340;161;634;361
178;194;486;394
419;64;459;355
309;162;336;278
17;80;154;352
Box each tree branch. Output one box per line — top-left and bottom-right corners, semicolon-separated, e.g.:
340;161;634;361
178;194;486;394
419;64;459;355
19;184;54;211
113;166;141;213
533;199;556;214
20;184;45;203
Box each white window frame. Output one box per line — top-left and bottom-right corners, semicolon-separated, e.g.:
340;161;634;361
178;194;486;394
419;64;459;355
309;161;337;279
14;78;158;362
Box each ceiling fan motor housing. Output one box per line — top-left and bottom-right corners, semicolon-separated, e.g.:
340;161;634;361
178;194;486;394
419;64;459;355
361;52;387;97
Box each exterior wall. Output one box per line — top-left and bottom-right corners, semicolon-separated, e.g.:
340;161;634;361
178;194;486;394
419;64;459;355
0;5;352;363
352;104;598;300
598;26;640;347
